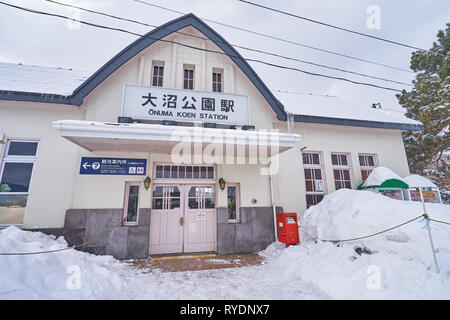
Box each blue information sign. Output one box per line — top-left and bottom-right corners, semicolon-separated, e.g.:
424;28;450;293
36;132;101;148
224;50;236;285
79;157;147;175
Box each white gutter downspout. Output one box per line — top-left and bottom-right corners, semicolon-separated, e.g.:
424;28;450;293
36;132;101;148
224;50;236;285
268;161;279;242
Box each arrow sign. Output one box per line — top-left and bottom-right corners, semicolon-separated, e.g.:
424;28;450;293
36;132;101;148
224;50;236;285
82;162;91;170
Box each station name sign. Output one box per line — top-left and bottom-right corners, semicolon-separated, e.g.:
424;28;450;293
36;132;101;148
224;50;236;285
79;157;147;175
122;84;249;125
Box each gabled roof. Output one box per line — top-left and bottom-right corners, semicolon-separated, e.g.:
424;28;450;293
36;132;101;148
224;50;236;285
0;13;422;131
0;13;286;120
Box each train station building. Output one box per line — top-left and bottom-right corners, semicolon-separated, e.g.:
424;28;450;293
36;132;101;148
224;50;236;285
0;14;422;259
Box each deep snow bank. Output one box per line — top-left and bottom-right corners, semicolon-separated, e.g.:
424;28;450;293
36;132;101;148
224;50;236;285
0;226;125;299
262;189;450;299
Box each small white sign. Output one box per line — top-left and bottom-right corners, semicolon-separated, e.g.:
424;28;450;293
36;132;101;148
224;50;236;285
196;212;206;220
315;181;323;192
122;84;249;125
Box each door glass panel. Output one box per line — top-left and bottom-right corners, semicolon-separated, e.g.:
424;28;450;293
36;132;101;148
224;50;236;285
205;197;215;208
152;186;164;197
203;186;214;198
188;197;199;209
188;186;199;209
169;186;180;197
169;186;181;209
152;198;163;209
188;186;198;197
170;197;180;209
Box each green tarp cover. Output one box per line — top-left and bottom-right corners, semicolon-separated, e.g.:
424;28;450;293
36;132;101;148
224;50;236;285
357;178;409;190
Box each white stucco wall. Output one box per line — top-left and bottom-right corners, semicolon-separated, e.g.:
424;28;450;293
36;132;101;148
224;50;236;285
272;122;410;216
0;101;84;228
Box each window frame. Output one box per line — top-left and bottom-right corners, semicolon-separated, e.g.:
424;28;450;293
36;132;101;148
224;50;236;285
183;65;195;90
123;181;141;225
302;151;327;209
151;61;164;87
212;68;223;93
358;153;378;181
153;163;215;183
227;183;240;223
0;139;39;226
331;152;353;190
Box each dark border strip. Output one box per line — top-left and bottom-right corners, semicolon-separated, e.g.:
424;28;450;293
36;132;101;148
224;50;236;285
294;114;423;131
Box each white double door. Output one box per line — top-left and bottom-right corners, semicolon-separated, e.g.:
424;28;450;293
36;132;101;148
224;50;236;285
149;184;216;255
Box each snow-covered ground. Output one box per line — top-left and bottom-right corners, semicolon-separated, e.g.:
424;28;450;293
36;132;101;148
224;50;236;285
1;189;449;300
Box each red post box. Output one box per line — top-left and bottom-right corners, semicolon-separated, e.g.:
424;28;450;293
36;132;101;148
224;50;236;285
276;212;300;247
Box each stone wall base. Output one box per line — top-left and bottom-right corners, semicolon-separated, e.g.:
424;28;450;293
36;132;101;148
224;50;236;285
24;206;281;260
216;206;282;255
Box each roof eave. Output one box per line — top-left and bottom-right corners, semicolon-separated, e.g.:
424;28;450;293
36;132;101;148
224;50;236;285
0;90;74;105
294;114;423;131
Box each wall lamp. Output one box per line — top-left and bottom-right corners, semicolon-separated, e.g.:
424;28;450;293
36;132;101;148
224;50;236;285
218;178;226;190
143;176;151;190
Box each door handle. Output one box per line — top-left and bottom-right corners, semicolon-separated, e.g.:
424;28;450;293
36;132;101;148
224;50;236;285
180;216;184;226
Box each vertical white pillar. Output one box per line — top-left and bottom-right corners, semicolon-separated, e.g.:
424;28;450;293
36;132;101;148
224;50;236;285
137;55;145;85
171;37;178;88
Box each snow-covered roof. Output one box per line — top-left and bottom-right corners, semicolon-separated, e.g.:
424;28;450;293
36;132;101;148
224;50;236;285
274;91;422;129
403;174;438;188
361;166;409;188
0;62;90;96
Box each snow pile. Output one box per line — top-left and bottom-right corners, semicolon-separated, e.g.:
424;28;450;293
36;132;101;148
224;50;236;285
403;174;438;188
362;166;406;187
0;226;328;300
1;189;449;300
261;189;450;299
0;226;124;299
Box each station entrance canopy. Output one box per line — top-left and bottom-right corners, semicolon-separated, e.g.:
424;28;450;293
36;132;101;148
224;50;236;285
52;120;300;163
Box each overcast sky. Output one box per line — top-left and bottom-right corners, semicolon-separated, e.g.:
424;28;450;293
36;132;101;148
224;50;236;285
0;0;448;112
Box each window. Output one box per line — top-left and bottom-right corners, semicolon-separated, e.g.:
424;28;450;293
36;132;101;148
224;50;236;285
212;69;223;92
0;140;38;225
154;165;214;180
183;65;195;90
359;154;377;181
227;183;239;222
151;185;181;210
124;182;140;224
184;186;215;209
302;151;326;209
152;62;164;87
331;153;352;190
